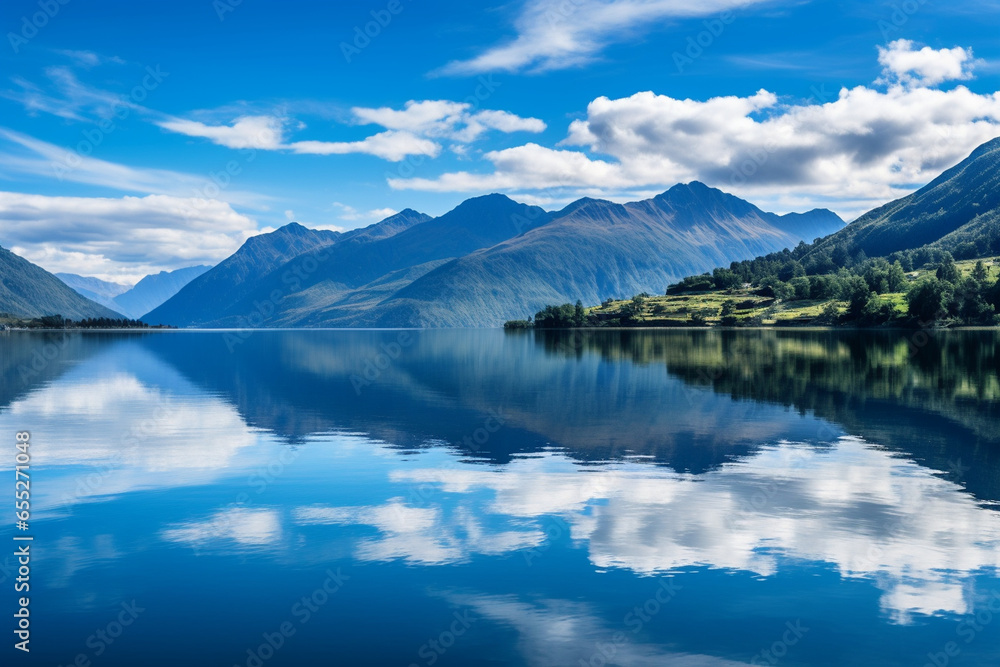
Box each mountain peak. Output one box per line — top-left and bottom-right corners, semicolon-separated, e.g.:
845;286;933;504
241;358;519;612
275;221;310;234
655;181;760;218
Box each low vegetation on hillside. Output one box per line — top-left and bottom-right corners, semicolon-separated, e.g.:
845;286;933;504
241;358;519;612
506;253;1000;329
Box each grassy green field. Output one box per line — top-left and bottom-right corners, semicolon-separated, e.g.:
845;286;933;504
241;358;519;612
586;257;1000;326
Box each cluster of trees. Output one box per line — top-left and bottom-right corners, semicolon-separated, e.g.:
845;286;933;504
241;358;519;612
669;243;1000;326
14;315;154;329
505;301;589;329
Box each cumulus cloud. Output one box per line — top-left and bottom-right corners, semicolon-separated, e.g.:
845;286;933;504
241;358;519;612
0;191;261;282
158;100;545;162
393;45;1000;218
437;0;772;75
878;39;977;87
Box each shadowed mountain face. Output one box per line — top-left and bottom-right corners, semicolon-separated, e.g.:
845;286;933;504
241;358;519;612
147;186;842;328
810;135;1000;258
365;184;843;327
143;210;431;326
0;246;123;320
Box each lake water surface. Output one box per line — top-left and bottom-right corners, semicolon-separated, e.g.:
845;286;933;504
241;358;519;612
2;329;999;666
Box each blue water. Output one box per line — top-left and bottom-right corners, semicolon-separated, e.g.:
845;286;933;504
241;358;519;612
1;329;999;666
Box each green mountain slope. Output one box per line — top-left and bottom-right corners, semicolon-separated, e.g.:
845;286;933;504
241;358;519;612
810;136;1000;259
0;246;123;320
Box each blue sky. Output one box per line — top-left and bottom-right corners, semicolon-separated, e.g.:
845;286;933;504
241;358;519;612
1;0;999;282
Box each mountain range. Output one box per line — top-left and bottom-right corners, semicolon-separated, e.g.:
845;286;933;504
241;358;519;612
145;184;843;328
14;135;1000;329
58;266;212;319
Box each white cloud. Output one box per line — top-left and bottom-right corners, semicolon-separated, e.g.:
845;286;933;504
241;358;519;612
437;0;772;75
0;191;261;282
0;129;267;209
392;48;1000;219
162;508;282;547
54;50;126;68
2;66;134;122
292;499;543;565
156;114;285;149
158;100;545;162
878;39;977;87
351;99;546;143
332;202;398;222
287;130;440;161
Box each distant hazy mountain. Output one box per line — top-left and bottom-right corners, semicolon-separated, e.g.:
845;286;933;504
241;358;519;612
810;136;1000;259
111;265;212;319
56;273;130;311
1;247;123;320
147;185;841;328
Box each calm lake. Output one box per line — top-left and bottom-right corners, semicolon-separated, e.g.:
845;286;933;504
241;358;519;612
2;329;999;666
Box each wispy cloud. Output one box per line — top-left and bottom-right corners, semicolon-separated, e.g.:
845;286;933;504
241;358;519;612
436;0;774;75
157;99;546;162
0;129;268;208
53;49;126;68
